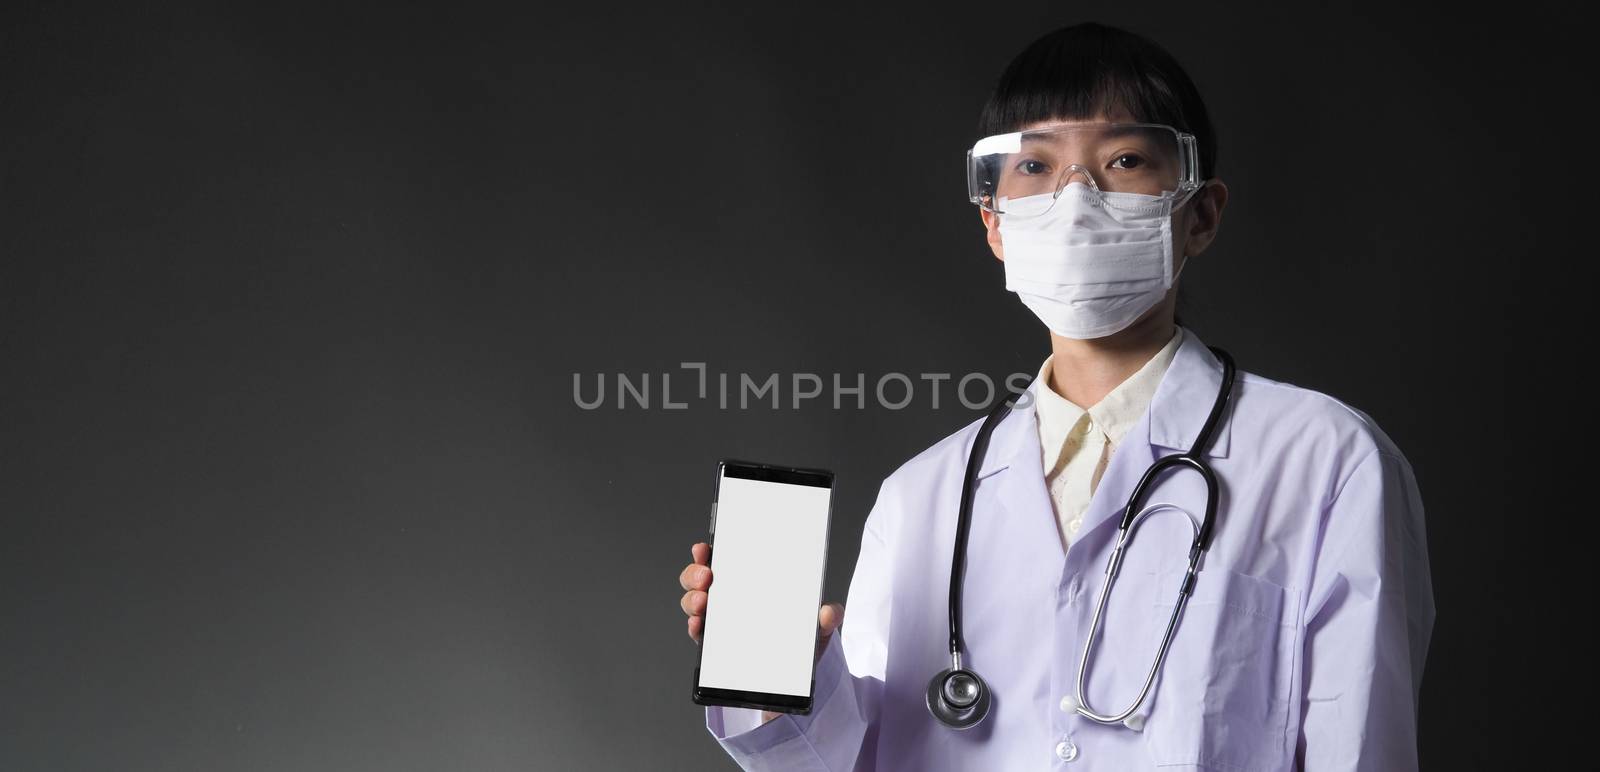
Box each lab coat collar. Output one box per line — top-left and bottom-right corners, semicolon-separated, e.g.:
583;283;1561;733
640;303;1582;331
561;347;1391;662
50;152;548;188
974;324;1232;481
1146;325;1233;458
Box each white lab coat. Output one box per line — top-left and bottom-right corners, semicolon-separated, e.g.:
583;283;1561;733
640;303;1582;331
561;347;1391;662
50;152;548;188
706;325;1435;770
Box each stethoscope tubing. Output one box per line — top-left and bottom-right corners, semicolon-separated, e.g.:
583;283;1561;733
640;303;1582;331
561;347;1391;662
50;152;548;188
936;345;1237;729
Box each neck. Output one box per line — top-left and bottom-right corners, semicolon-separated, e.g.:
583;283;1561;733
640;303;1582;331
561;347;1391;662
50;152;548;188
1046;313;1177;408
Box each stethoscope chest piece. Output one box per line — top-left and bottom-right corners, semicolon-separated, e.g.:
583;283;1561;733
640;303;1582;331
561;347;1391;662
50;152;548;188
926;666;991;729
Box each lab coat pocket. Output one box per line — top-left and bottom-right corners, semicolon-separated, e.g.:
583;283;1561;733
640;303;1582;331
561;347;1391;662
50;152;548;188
1142;567;1295;771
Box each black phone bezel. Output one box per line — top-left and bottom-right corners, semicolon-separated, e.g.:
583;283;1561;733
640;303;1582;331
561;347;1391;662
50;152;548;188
691;459;835;716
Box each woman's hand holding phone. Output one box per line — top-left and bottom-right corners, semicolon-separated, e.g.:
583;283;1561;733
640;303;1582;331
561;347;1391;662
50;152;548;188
681;541;844;723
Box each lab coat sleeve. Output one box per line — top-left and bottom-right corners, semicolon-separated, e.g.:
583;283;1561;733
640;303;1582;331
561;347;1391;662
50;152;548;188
1297;449;1436;770
704;492;894;771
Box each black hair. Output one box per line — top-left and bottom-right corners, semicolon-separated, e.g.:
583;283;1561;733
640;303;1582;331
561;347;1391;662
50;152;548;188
976;22;1217;182
979;22;1216;329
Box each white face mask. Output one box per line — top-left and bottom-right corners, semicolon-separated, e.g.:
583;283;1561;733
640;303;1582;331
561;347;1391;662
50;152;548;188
998;181;1191;340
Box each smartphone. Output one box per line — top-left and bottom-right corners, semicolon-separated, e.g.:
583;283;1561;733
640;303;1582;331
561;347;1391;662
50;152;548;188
692;459;834;715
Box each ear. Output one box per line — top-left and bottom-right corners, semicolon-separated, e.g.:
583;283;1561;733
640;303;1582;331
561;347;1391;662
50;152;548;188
1180;179;1229;258
981;207;1004;262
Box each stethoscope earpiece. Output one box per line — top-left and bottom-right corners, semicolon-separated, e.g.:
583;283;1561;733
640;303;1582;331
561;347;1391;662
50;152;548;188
926;667;991;729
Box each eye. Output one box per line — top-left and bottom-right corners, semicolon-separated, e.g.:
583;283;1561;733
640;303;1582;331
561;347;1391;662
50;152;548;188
1014;158;1050;176
1111;153;1145;170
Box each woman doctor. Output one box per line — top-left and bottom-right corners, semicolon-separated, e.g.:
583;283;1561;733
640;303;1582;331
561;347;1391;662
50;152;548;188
678;22;1434;771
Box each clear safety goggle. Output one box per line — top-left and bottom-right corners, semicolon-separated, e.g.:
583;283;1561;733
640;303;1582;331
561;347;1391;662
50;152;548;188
966;122;1201;217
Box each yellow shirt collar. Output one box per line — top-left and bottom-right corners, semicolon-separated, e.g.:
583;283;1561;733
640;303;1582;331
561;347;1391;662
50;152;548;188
1034;327;1184;474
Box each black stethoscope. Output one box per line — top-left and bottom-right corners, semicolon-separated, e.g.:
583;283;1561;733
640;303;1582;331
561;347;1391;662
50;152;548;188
927;346;1236;730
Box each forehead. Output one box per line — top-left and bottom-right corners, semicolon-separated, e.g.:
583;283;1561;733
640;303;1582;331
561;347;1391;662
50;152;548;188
1016;108;1139;134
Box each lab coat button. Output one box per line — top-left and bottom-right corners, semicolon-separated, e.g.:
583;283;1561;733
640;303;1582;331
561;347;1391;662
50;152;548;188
1055;736;1079;761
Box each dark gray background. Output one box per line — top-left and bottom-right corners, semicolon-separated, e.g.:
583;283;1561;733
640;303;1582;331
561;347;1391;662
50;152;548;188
1;1;1568;770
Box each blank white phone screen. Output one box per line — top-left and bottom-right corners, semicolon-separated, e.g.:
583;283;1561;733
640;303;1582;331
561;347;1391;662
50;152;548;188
699;474;831;697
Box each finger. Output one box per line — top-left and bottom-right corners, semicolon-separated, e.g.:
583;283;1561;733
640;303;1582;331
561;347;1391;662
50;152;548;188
680;589;707;617
818;602;845;634
679;563;711;592
688;614;703;644
691;542;710;566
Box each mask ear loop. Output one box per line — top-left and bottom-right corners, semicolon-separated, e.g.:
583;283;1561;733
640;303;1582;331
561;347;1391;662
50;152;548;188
1168;179;1211;287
